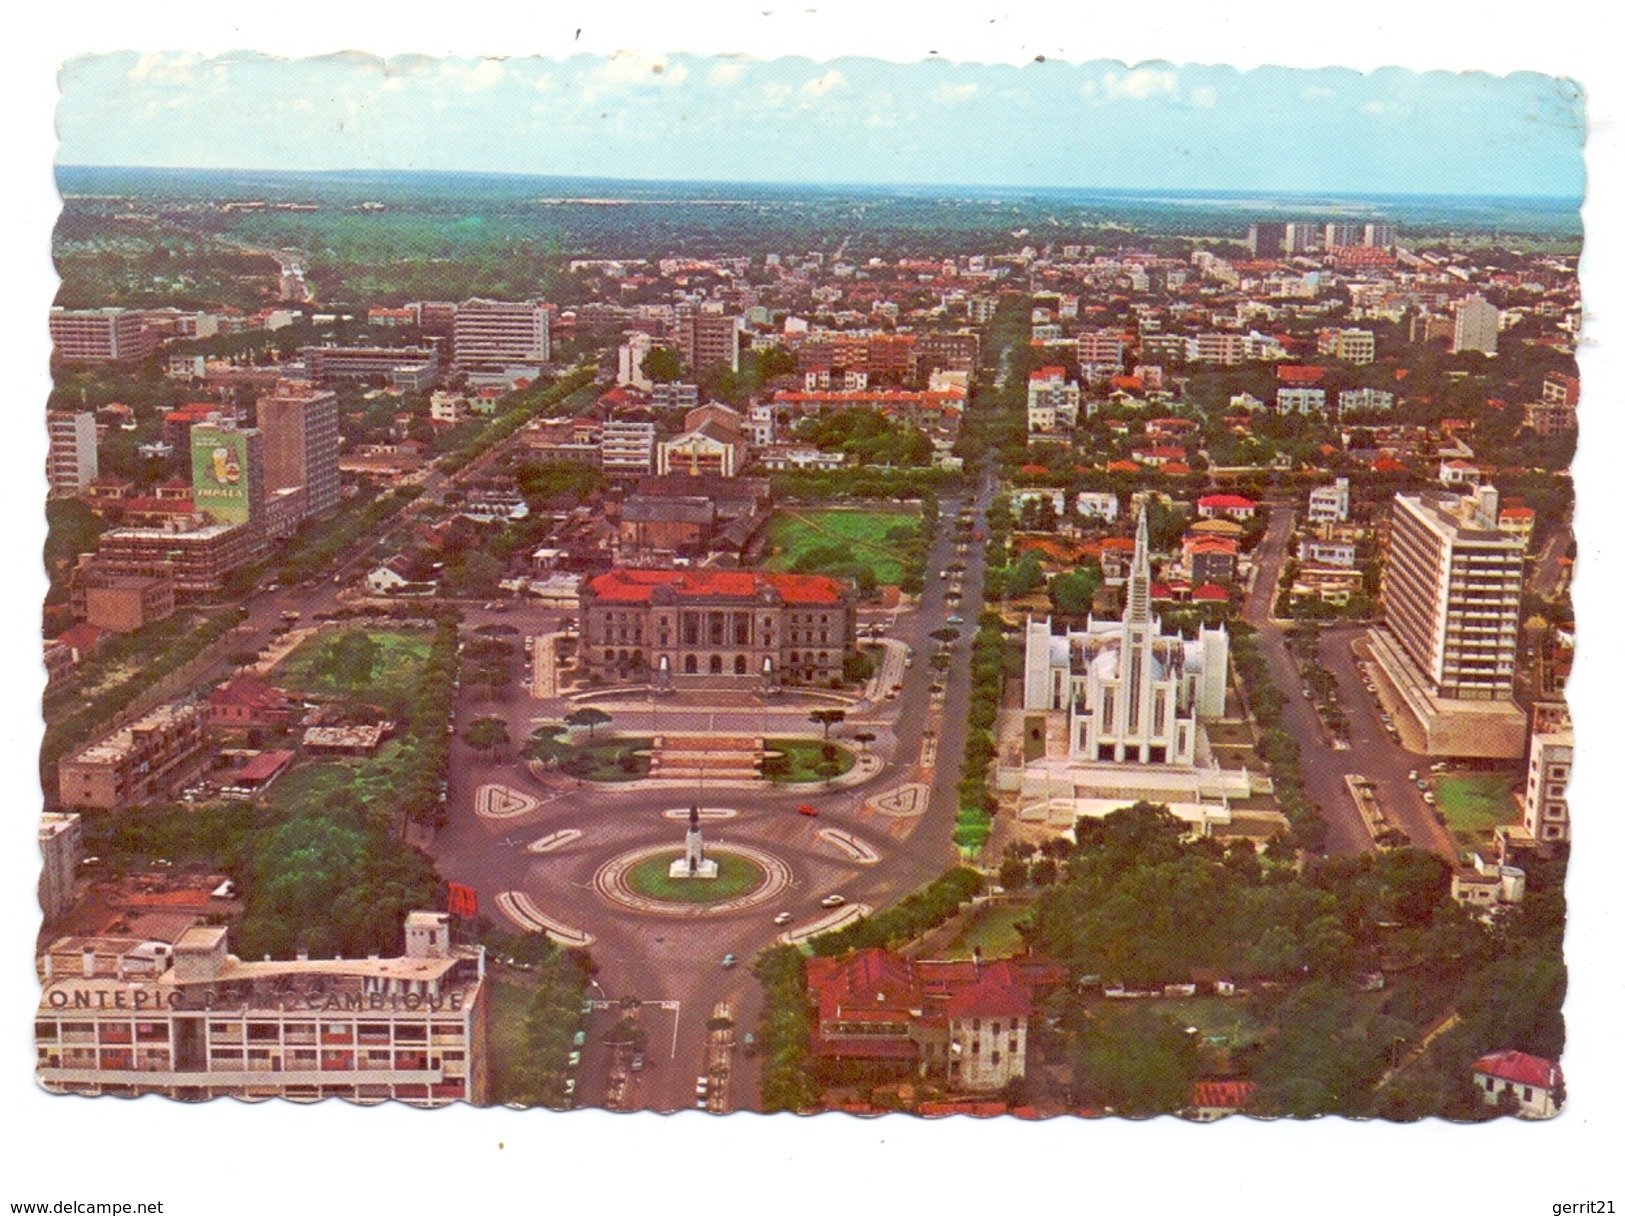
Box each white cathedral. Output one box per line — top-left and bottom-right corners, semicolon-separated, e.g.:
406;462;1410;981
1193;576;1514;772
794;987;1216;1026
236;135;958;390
1015;512;1263;835
1024;512;1229;762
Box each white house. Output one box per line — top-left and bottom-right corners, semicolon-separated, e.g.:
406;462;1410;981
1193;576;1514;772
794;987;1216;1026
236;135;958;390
1470;1050;1562;1118
1075;491;1121;523
1307;478;1350;524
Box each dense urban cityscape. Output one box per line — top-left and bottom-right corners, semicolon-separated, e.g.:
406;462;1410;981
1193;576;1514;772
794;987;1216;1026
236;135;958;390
38;161;1576;1123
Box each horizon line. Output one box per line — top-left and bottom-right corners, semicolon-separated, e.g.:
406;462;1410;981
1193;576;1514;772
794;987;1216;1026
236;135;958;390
54;162;1586;206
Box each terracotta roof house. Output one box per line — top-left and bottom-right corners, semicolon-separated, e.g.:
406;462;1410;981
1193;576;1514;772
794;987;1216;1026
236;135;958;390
1471;1050;1563;1118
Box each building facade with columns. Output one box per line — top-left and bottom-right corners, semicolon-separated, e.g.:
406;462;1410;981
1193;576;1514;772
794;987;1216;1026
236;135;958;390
579;568;856;687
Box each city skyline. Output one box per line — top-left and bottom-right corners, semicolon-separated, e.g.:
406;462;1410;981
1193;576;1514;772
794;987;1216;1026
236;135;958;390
57;53;1585;199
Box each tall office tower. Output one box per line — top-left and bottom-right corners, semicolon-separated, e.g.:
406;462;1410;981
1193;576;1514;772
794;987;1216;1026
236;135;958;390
453;298;551;369
46;410;98;497
673;304;741;374
256;382;342;519
1384;484;1525;702
189;420;267;528
48;307;158;364
1323;222;1362;249
1247;222;1287;257
1452;294;1501;356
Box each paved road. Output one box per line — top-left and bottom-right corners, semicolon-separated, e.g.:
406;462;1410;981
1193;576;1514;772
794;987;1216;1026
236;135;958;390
429;479;994;1114
1242;505;1459;862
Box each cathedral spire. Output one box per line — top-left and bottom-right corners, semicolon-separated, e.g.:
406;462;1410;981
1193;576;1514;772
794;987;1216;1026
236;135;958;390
1125;508;1152;623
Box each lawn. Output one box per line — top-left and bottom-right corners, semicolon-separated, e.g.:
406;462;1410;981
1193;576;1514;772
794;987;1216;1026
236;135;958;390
274;628;433;708
624;851;767;903
263;740;419;819
1435;774;1518;835
763;738;856;783
936;901;1033;960
569;737;653;782
484;975;535;1105
762;509;921;587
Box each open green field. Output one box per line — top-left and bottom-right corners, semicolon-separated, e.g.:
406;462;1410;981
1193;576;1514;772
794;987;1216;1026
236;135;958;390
625;851;767;903
274;628;432;707
762;509;920;586
1435;774;1518;835
936;901;1033;960
763;738;856;783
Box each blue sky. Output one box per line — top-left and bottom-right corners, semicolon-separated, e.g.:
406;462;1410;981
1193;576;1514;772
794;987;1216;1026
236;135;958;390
58;52;1584;198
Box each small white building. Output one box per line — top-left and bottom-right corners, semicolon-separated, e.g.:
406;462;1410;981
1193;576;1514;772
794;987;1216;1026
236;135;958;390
1307;478;1350;524
1471;1050;1561;1118
1075;491;1121;523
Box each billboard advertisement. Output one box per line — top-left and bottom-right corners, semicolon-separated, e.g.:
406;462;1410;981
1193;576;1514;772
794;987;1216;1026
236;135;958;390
190;427;253;525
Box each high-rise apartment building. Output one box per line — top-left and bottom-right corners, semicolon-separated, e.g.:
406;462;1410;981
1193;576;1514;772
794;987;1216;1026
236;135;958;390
453;298;551;370
1324;222;1363;249
1452;294;1500;356
49;307;158;364
256;383;341;520
47;411;98;497
1247;222;1286;257
1364;222;1398;249
1283;222;1320;253
1383;484;1524;702
672;305;741;375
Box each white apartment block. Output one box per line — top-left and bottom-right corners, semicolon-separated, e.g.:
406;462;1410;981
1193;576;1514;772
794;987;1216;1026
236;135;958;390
47;411;99;497
1452;294;1500;356
1338;388;1395;414
454;298;551;369
599;420;655;476
1318;328;1376;365
1276;387;1328;415
1307;478;1350;524
1524;731;1573;845
617;331;655;391
1075;491;1121;523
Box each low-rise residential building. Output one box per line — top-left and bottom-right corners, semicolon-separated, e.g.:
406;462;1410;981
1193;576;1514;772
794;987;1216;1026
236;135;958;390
1317;327;1376;364
1338;387;1394;414
1196;494;1258;522
1276;387;1328;415
1298;538;1357;567
1470;1050;1562;1118
804;948;1066;1093
1075;491;1121;523
71;563;177;633
600;421;656;477
57;702;210;812
1523;730;1572;846
1308;478;1351;524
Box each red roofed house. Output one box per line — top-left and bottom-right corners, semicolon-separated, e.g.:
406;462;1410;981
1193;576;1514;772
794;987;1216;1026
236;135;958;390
1196;494;1258;522
805;948;1065;1093
1471;1050;1563;1118
1185;1079;1259;1121
1276;364;1326;384
579;568;857;688
208;675;298;733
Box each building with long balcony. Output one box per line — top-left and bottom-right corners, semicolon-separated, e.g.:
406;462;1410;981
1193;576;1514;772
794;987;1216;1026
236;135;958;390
35;911;487;1106
1368;484;1528;756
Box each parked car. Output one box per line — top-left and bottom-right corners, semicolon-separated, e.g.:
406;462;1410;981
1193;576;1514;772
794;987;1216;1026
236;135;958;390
820;894;847;909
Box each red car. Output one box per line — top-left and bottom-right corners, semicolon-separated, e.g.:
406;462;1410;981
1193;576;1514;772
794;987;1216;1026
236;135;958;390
797;804;819;817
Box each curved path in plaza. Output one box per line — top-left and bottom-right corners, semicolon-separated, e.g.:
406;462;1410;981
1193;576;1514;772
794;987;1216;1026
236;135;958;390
429;482;995;1114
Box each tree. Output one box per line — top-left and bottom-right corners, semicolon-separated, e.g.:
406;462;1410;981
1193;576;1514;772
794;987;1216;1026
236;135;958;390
640;346;684;384
463;716;510;759
328;630;381;689
808;708;847;739
523;723;572;767
1050;565;1102;616
815;758;842;786
850;730;876;757
565;706;612;741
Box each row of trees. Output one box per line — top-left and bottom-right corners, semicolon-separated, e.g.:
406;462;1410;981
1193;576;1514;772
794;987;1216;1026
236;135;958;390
437;364;597;475
954;613;1009;853
1227;622;1326;851
808;866;986;957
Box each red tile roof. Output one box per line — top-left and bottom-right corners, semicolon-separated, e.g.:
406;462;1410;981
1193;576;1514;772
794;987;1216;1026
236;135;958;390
1276;365;1326;384
234;749;296;783
1192;583;1231;602
1190;1080;1258;1110
1472;1050;1561;1090
1198;494;1257;510
585;568;847;605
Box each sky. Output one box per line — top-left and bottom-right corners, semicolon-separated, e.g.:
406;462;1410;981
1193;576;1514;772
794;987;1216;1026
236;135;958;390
57;52;1586;198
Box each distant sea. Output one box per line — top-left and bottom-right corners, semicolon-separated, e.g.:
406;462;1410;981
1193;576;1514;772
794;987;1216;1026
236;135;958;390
55;164;1584;239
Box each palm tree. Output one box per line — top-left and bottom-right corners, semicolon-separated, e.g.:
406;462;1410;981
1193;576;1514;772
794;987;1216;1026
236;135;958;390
566;706;613;741
808;708;847;739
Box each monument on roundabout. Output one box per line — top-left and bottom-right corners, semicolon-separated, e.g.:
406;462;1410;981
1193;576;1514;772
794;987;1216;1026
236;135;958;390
668;804;718;880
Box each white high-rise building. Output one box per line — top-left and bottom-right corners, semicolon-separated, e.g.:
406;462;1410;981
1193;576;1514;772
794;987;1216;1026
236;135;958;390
617;331;655;391
453;298;551;370
46;411;98;497
1384;484;1524;701
1452;294;1500;356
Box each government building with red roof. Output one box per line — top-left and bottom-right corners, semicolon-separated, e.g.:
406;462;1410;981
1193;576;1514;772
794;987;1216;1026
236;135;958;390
579;568;857;688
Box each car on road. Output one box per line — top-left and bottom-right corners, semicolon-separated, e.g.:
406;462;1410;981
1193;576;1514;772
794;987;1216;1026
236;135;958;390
797;804;818;817
820;894;847;908
721;953;737;968
631;1053;644;1071
773;911;793;925
696;1077;708;1095
567;1050;581;1068
1408;770;1419;780
1422;791;1437;805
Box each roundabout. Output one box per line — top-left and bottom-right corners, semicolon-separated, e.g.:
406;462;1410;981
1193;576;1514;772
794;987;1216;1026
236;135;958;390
593;840;793;916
